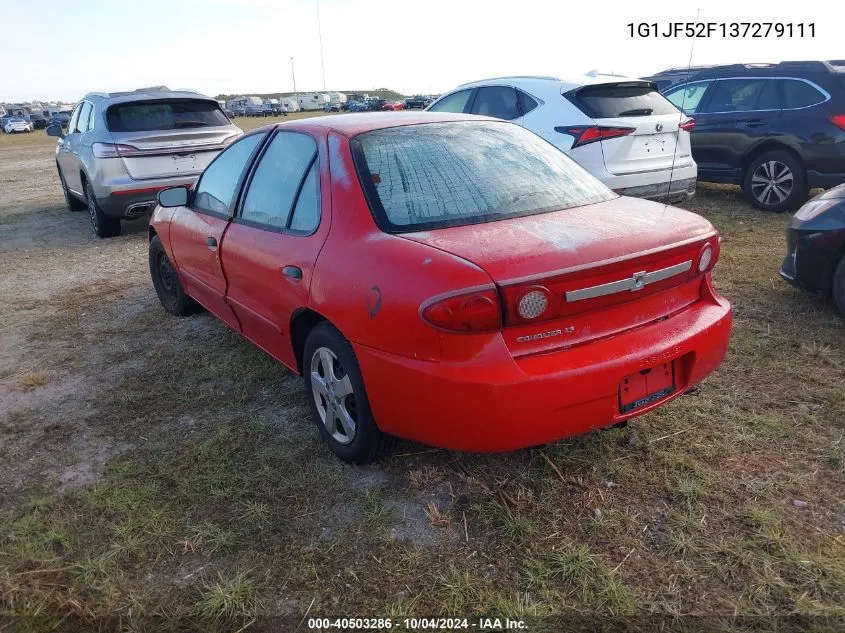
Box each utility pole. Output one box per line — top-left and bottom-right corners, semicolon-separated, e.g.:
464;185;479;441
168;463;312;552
316;0;326;90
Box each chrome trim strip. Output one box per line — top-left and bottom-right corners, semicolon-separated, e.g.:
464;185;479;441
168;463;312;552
666;76;831;113
566;260;692;302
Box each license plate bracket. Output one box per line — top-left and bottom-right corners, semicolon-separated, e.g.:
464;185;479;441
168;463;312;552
619;362;675;414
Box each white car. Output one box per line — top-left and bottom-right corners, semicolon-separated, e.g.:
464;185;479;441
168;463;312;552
3;117;33;134
426;74;697;202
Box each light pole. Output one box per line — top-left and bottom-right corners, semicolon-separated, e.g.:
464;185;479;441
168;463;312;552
316;0;326;90
291;56;297;111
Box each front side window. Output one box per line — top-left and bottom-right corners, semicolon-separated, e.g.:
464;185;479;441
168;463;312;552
427;89;472;113
240;132;319;232
352;121;615;232
665;82;713;114
106;99;230;132
470;86;521;120
193;133;264;216
700;79;768;113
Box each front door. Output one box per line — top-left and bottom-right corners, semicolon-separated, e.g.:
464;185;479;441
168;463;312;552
167;132;267;330
57;102;87;193
221;130;330;370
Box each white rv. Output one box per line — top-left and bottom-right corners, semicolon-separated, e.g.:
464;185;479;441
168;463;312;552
327;92;348;105
298;93;330;111
279;97;300;112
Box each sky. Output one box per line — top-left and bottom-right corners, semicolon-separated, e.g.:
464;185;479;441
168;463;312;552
0;0;838;102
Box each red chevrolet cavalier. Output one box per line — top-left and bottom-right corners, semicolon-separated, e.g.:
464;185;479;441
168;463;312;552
148;112;732;463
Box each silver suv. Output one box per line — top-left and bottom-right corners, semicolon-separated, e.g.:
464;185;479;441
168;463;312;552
48;87;242;238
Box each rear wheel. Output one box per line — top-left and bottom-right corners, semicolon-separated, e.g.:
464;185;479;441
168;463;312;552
58;166;85;211
149;235;201;316
85;180;121;238
833;256;845;317
303;323;395;463
743;150;807;212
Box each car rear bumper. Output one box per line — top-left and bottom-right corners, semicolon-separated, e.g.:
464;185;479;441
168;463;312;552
355;283;732;452
96;177;197;218
602;163;697;203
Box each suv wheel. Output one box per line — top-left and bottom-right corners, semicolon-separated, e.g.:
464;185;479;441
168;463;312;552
833;256;845;317
85;181;121;238
743;150;807;212
58;166;86;212
303;323;395;463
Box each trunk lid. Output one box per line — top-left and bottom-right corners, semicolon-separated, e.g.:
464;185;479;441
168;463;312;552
110;128;236;180
403;196;717;356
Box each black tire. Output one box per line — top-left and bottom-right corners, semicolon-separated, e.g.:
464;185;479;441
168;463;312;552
58;166;86;211
84;180;121;238
743;150;807;212
303;322;395;463
833;256;845;317
148;235;202;316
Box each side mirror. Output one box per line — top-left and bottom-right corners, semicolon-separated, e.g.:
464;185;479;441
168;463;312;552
157;186;189;208
46;124;64;138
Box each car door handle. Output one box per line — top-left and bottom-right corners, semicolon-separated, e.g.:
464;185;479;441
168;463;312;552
282;265;302;280
205;237;217;249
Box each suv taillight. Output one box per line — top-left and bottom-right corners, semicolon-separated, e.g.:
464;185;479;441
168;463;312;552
679;117;695;132
420;288;502;333
92;142;141;158
830;114;845;131
556;125;635;148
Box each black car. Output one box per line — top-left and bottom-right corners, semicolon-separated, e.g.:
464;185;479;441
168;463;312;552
404;95;429;109
50;112;72;128
780;185;845;315
648;61;845;212
28;113;48;129
365;98;386;111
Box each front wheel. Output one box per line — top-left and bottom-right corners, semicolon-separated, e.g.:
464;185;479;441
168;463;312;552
743;150;807;212
833;256;845;317
303;323;395;463
149;235;201;316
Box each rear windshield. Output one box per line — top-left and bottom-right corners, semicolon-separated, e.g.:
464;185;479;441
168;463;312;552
106;99;230;132
574;83;679;118
351;121;615;232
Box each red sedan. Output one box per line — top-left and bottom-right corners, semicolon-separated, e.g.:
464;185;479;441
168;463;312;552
381;101;405;111
148;112;732;463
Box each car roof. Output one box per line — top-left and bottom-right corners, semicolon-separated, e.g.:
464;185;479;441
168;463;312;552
259;111;496;137
452;73;648;94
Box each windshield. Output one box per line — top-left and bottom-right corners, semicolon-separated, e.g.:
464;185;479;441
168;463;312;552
106;99;230;132
351;121;615;232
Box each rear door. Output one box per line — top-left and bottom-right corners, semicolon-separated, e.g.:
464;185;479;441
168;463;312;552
468;85;523;124
105;99;238;180
572;82;691;177
221;130;329;369
683;78;782;177
167;132;266;330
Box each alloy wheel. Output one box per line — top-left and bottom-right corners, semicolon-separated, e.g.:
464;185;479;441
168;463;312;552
751;160;793;207
310;346;357;444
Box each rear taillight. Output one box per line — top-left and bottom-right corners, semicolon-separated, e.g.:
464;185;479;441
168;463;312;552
698;237;720;273
679;118;695;132
420;288;502;333
556;125;635;148
830;114;845;131
92;142;141;158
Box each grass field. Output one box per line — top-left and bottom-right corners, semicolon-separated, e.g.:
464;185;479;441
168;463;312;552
0;120;843;632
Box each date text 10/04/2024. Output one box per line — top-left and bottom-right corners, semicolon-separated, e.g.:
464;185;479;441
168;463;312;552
628;22;815;38
307;618;526;630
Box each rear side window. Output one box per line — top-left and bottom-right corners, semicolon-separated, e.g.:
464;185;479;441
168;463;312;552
427;89;472;113
665;82;713;114
517;90;539;115
470;86;520;120
782;79;826;108
193;134;264;216
352;121;615;232
574;83;679;118
73;102;91;133
240;132;319;232
106;99;230;132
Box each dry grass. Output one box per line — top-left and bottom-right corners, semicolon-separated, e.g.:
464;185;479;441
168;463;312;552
0;124;844;631
16;370;47;391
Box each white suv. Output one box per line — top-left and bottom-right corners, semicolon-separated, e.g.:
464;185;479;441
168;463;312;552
427;74;697;202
